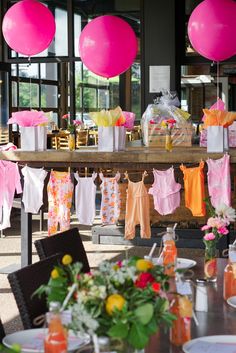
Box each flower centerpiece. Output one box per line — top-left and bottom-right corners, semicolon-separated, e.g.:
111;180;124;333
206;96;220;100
160;118;176;152
36;255;175;351
201;200;236;281
62;114;82;151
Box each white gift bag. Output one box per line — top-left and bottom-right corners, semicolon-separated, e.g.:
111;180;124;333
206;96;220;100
224;127;229;151
114;126;126;151
37;126;47;151
98;126;115;151
207;126;229;153
20;127;38;151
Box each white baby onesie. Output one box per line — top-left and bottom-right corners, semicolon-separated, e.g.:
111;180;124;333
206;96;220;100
74;172;97;226
22;166;48;213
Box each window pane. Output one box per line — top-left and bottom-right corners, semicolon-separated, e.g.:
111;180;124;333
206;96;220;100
41;85;58;108
11;64;17;77
40;63;57;80
12;81;17;107
74;13;81;57
98;89;109;109
19;64;39;78
19;82;39;108
131;62;141;120
84;87;96;109
75;62;82;111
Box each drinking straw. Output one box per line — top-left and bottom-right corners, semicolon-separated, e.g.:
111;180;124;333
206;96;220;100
60;283;77;312
192;310;199;326
148;243;157;257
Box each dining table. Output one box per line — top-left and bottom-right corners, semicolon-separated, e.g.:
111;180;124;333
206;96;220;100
146;257;235;353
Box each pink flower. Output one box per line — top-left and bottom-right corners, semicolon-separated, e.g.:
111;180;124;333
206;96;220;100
62;114;69;119
201;225;211;231
207;217;226;229
117;261;123;268
204;232;216;241
73;120;82;126
149;119;156;124
217;226;229;235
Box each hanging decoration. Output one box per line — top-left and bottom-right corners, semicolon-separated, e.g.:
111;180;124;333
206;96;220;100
2;0;56;57
188;0;236;62
79;15;137;78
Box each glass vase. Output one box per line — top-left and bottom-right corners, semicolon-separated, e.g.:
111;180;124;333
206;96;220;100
165;133;173;152
68;133;76;151
204;243;217;282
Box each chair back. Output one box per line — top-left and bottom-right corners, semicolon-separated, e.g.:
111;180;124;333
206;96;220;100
34;228;90;273
0;317;5;342
76;130;89;147
8;254;62;329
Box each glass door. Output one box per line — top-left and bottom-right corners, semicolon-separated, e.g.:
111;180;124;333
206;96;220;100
0;63;10;144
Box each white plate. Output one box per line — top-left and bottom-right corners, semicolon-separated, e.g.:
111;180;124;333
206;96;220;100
3;328;90;353
227;296;236;308
152;257;196;270
183;335;236;353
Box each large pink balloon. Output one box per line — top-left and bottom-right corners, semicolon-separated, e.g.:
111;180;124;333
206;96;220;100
2;0;56;56
188;0;236;61
79;15;137;78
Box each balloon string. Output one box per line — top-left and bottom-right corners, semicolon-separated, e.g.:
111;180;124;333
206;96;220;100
28;57;32;110
106;78;109;109
216;61;220;109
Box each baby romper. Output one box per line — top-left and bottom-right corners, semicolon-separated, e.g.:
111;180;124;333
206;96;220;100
0;161;22;230
125;172;151;239
149;167;181;215
99;172;121;225
47;171;74;236
22;166;48;213
206;154;231;208
74;172;97;226
180;161;206;217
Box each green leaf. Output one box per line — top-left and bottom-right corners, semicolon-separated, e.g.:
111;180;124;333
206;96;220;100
145;316;158;335
134;303;153;325
127;322;149;349
108;322;128;339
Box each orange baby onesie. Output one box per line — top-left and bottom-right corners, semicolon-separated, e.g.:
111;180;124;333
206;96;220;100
180;161;206;217
125;173;151;240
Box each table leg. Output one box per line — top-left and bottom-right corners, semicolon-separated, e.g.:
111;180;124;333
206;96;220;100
21;202;32;267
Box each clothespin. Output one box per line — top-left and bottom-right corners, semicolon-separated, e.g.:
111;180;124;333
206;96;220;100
68;166;71;174
85;167;88;177
142;170;148;181
124;171;129;180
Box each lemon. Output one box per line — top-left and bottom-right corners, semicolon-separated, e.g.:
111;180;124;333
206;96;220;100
105;294;126;315
136;259;154;272
62;254;73;265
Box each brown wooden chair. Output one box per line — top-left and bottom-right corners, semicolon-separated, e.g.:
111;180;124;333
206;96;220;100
34;228;90;273
8;254;62;329
76;130;89;147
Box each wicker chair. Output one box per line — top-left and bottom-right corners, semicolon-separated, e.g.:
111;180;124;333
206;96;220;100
0;317;5;342
8;254;62;329
34;228;90;273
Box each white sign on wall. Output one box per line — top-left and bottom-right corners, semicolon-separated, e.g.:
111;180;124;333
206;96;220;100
149;65;170;93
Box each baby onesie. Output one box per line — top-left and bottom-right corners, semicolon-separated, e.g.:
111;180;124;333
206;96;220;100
99;172;121;225
74;172;97;226
47;171;74;236
22;166;48;213
206;154;231;208
0;161;22;230
125;173;151;239
149;167;181;215
180;161;206;217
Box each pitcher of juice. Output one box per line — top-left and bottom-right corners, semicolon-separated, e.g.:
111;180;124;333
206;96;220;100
224;244;236;300
163;227;177;276
44;302;67;353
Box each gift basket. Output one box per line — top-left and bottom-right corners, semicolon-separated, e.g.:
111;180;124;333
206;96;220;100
141;90;193;147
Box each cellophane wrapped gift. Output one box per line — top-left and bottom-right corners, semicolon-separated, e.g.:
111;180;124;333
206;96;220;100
141;91;193;147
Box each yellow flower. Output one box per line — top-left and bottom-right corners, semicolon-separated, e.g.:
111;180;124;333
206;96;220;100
136;259;154;272
62;254;73;265
105;294;126;315
51;269;59;279
161;121;167;128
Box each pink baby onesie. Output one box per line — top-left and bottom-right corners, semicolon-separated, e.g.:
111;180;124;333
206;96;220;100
99;172;121;225
206;154;231;208
0;161;22;230
149;167;181;215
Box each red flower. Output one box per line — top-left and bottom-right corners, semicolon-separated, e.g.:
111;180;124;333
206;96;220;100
152;282;161;293
62;114;69;119
167;119;176;124
135;272;155;289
